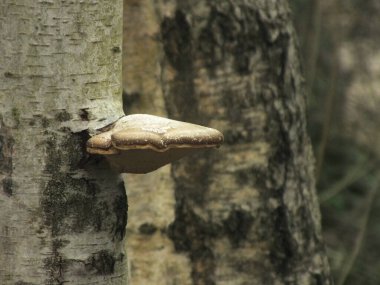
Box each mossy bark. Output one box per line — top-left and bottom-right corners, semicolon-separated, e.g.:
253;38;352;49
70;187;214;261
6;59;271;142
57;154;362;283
123;0;332;284
0;1;127;284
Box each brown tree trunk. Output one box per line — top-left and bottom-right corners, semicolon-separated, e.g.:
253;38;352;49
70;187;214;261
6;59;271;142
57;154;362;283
123;0;332;284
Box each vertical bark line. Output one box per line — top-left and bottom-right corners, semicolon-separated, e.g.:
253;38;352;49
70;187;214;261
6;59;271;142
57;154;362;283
122;1;193;284
122;0;167;115
0;118;14;197
0;118;16;281
159;0;332;284
160;5;219;283
161;10;199;122
264;18;328;279
0;1;127;284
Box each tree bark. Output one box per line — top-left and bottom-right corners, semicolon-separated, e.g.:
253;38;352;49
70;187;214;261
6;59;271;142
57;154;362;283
123;0;332;284
122;1;192;283
0;1;127;284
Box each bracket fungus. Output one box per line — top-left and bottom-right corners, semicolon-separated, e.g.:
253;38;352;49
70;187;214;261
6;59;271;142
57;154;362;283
86;114;223;174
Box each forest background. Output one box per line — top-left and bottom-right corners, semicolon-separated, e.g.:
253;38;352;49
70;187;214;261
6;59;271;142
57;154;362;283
291;1;380;284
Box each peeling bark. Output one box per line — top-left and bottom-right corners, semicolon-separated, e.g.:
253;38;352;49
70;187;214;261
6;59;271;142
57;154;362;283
123;0;332;284
0;1;127;284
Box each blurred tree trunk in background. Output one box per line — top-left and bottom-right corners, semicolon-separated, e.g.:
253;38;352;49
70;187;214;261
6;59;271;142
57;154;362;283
291;1;380;285
123;0;332;284
0;1;127;284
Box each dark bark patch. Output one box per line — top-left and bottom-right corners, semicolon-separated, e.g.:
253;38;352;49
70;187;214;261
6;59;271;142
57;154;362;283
113;182;127;241
235;165;268;188
111;46;121;53
42;134;113;236
312;273;324;285
190;246;216;285
0;118;14;196
168;202;220;252
41;174;106;236
41;129;128;280
223;129;248;145
297;205;314;246
4;71;15;78
223;209;254;247
2;177;13;196
0;136;13;172
44;136;63;173
161;10;192;71
161;10;199;121
42;117;50;128
269;204;297;276
55;110;71;122
139;223;157;235
198;6;237;74
235;168;252;186
85;250;115;275
172;154;213;206
43;239;68;284
232;258;270;278
15;282;37;285
221;87;260;123
272;131;292;167
258;116;300;277
168;200;220;284
122;90;140;111
79;108;89;121
198;5;263;76
11;107;20;127
63;131;90;171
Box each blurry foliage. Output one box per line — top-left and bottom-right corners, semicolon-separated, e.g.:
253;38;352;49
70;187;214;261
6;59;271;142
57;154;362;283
290;0;380;284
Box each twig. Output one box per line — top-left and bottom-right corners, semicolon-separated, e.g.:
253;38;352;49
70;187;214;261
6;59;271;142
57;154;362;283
336;179;378;285
306;0;322;93
314;59;338;182
319;161;372;202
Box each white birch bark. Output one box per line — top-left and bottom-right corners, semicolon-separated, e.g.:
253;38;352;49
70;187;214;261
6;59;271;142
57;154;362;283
0;1;127;284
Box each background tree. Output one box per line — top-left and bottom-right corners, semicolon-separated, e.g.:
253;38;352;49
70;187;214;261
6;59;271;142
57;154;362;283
291;0;380;284
0;1;127;284
123;0;332;284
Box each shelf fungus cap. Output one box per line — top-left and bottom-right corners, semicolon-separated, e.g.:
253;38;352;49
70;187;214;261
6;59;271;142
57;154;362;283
86;114;223;173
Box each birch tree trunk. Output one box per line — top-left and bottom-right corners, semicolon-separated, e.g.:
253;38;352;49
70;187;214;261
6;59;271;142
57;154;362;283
123;0;332;284
0;1;128;284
